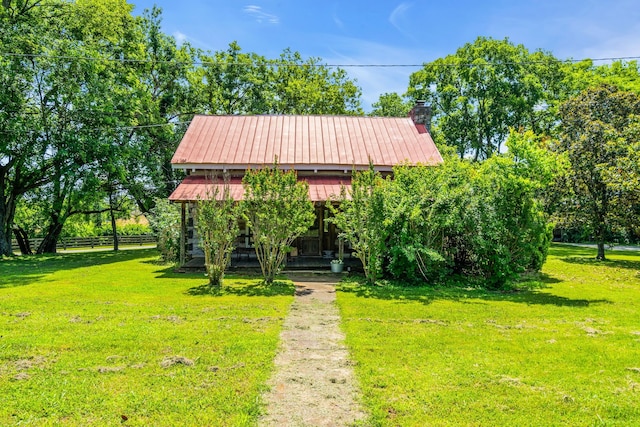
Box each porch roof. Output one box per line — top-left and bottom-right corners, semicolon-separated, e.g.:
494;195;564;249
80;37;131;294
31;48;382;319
168;175;351;203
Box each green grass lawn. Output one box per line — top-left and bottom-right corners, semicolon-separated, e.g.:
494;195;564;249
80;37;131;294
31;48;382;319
0;249;294;426
3;245;639;426
337;244;640;426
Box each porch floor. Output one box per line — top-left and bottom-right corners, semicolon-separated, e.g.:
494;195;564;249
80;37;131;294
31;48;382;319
177;254;361;273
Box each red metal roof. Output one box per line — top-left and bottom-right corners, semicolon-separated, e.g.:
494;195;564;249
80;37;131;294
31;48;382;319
171;115;443;170
169;175;351;202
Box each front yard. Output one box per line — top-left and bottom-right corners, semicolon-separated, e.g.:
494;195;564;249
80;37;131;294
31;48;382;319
0;249;293;426
337;244;640;426
1;244;639;426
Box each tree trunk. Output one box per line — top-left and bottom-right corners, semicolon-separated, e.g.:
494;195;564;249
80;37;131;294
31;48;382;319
594;208;607;261
0;215;12;256
596;241;606;261
0;227;12;256
12;226;32;255
110;205;119;252
0;189;17;257
37;222;63;254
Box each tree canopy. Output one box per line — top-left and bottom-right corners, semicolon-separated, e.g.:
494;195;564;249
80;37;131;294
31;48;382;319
407;37;564;160
369;92;412;117
552;84;640;259
0;1;363;255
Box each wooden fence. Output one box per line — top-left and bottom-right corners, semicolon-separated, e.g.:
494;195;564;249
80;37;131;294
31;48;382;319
12;234;157;251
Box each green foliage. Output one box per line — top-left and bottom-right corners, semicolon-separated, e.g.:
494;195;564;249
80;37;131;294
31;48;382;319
194;178;240;288
369;92;413;117
269;48;363;115
111;222;152;236
387;244;449;284
472;152;553;286
561;59;640;99
0;3;363;257
60;220;152;238
553;84;640;259
147;198;181;263
384;161;472;284
242;164;315;284
328;166;388;285
385;134;555;288
408;37;564;159
196;43;363;115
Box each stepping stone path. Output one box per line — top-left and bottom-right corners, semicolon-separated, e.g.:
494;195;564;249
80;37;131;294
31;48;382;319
259;274;367;426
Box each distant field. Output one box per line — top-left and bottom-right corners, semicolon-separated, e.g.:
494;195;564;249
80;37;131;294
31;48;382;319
337;244;640;426
0;249;294;426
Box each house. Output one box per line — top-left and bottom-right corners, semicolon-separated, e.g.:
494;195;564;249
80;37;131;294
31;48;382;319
168;101;443;268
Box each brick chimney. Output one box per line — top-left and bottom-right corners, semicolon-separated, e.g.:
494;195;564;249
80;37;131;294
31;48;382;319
409;100;432;133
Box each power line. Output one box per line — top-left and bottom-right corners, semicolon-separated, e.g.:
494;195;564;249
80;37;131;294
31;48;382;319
2;51;640;68
0;120;192;136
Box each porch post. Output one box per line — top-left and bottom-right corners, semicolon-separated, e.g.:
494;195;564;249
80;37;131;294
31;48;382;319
180;202;186;266
318;204;324;255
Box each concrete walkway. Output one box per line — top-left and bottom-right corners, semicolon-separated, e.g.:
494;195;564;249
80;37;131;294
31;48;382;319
259;274;367;426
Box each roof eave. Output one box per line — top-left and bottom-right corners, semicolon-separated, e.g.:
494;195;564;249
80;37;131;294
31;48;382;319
171;163;402;173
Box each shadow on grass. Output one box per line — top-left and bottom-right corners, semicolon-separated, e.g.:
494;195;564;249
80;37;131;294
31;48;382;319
0;249;158;289
338;271;612;308
551;244;640;270
558;256;640;272
186;280;295;297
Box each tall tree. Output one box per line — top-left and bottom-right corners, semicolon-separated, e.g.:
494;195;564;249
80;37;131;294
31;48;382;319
554;85;640;260
120;7;200;213
5;3;198;253
196;42;272;115
407;37;563;160
562;59;640;98
269;49;362;115
0;0;71;255
27;0;140;253
196;43;363;116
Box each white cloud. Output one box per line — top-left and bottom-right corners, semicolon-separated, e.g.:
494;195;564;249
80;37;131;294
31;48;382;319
173;31;188;45
389;2;414;38
170;30;215;51
318;35;430;110
243;5;280;25
580;27;640;61
332;12;344;29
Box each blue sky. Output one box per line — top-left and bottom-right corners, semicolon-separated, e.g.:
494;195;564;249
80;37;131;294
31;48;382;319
131;0;640;110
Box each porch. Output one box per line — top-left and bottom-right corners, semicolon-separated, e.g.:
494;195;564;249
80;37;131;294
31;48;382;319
176;252;362;273
179;202;352;268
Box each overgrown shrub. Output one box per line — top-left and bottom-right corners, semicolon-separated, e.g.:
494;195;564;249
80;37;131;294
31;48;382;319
59;218;152;238
380;131;557;288
387;244;450;284
328;166;388;285
148;198;181;263
195;179;240;288
242;164;315;284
